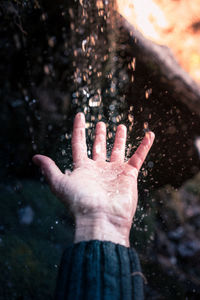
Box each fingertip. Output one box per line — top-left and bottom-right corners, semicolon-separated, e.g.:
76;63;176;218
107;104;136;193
73;112;86;129
96;121;106;127
76;112;85;121
116;124;127;139
118;124;127;132
33;155;63;185
150;131;155;141
32;154;42;165
32;154;54;168
145;131;155;142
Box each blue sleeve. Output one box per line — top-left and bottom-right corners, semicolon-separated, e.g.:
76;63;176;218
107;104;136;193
55;240;144;300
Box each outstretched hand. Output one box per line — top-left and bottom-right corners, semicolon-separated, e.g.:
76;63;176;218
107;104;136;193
33;112;155;246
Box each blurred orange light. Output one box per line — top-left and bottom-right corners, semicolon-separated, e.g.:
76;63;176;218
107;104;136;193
116;0;200;83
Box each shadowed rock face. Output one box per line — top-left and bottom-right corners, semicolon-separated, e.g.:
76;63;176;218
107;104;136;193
1;0;200;188
113;17;200;188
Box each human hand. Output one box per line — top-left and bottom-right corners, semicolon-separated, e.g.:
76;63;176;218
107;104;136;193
33;112;155;247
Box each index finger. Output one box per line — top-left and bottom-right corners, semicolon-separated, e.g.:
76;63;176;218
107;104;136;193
128;131;155;171
72;112;88;164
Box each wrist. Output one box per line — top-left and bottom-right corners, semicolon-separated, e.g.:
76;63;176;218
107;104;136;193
74;213;131;247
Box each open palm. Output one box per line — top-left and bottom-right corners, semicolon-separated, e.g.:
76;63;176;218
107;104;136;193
33;113;154;246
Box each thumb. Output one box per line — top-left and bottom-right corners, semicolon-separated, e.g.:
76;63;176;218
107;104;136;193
32;154;63;187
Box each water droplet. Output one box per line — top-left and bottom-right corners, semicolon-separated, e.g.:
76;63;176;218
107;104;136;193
89;94;101;107
145;88;152;99
82;39;87;52
62;149;66;155
148;161;154;168
109;104;115;111
128;113;134;123
131;57;136;71
82;208;88;214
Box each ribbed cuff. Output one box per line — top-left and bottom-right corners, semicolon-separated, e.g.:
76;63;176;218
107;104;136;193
55;240;144;300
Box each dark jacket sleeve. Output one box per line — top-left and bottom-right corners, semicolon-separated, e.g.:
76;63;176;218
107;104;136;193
54;240;144;300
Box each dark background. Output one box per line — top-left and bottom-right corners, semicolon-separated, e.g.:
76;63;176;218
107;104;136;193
0;0;200;299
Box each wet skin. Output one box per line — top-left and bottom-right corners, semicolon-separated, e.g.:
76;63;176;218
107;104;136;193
33;112;155;247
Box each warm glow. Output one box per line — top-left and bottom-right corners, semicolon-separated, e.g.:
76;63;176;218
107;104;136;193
117;0;168;41
116;0;200;83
